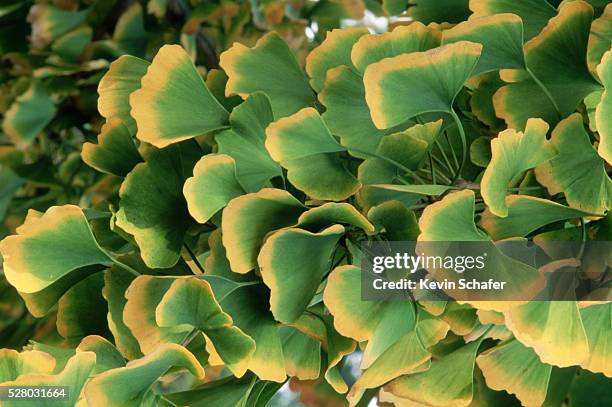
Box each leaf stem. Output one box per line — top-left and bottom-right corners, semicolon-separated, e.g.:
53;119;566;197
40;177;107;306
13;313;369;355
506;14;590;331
428;152;436;184
347;147;427;184
449;109;467;184
526;66;561;120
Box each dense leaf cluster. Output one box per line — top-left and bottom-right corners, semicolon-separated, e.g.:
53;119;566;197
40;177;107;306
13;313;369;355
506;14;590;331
1;0;612;406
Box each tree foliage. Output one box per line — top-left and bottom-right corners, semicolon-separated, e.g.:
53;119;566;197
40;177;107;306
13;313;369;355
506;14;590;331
0;0;611;406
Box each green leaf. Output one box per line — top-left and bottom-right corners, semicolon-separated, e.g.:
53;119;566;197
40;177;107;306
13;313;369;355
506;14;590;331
51;25;92;63
406;0;470;24
596;48;612;164
0;205;111;294
130;45;228;148
305;27;368;92
579;302;612;376
1;352;95;407
84;344;204;407
259;224;345;324
1;82;56;148
183;154;245;224
112;2;147;56
493;1;602;129
57;272;108;340
0;349;56;382
587;4;612;77
266;107;360;200
386;338;484;406
28;4;89;48
97;55;150;134
535;113;612;214
221;188;305;273
364;41;482;129
442;13;525;75
481;118;555;217
319;66;385;156
351;23;442;73
215;93;282;192
505;301;588;368
156;277;256;377
480;195;595;240
367;201;420;241
469;0;556;41
81;119;143;177
360;184;453;212
324;265;417;371
77;335;125;375
477;338;552;406
115;141;200;268
103;266;143;360
219;32;315;118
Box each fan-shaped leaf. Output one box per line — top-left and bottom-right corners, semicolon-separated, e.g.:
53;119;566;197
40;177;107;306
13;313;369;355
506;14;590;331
259;224;345;324
364;41;482;129
97;55;150;134
596;48;612;164
265;107;360;200
183;154;245;224
221;188;305;273
81;119;143;177
220;32;315;118
481;118;555;217
130;44;228;148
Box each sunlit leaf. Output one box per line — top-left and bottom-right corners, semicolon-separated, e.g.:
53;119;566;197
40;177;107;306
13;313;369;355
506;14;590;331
130;45;228;147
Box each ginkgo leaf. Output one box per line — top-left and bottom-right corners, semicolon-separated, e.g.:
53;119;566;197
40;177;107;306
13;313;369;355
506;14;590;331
305;27;368;92
76;335;125;375
0;205;111;294
587;4;612;77
219;32;315;118
319;66;386;156
57;272;108;340
481;118;555;217
363;41;482;129
265;107;360;201
406;0;470;24
535;113;612;214
2;82;56;148
493;1;602;129
130;44;228;148
469;0;556;41
183;154;245;224
112;2;147;56
215;93;282;192
85;344;204;407
505;301;589;367
97;55;150;134
480;195;596;240
221;188;305;273
367;201;420;241
324;265;417;370
359;184;453;212
579;302;612;377
259;224;345;324
477;338;553;407
596;48;612;164
351;23;442;73
297;202;375;234
347;311;449;406
51;25;92;63
359;120;443;186
442;14;525;75
103;267;142;360
81;119;143;177
27;4;89;48
115;141;200;268
156;277;256;377
386;338;485;407
2;352;96;407
0;349;56;382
